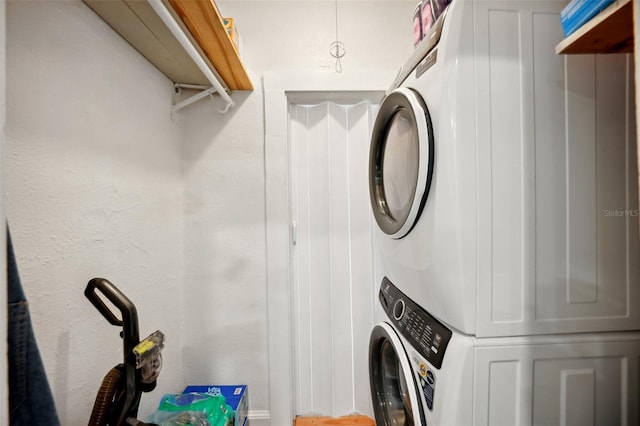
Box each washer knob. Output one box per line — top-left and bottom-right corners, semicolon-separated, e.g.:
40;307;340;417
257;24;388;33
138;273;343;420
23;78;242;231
393;299;405;320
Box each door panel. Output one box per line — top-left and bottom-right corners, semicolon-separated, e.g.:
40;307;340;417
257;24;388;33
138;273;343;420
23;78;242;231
290;100;378;417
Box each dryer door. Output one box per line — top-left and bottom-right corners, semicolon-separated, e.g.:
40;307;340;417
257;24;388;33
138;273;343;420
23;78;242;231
369;322;426;426
369;87;434;239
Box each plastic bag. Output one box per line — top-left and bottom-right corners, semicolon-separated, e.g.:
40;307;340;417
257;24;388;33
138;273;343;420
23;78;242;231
146;392;234;426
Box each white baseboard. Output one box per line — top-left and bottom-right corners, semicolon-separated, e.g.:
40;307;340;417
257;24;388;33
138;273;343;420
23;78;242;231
248;410;271;426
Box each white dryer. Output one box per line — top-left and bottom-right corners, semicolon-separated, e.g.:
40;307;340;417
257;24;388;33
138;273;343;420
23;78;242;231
369;278;640;426
369;0;640;337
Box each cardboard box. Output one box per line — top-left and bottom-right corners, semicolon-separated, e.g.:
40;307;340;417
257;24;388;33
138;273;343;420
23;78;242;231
183;385;248;426
421;0;434;36
223;18;240;51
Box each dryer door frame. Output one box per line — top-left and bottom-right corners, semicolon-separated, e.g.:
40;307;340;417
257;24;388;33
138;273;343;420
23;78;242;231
369;87;434;239
369;322;427;426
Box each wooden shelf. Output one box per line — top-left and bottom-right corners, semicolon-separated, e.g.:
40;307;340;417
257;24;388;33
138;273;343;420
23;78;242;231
295;416;375;426
169;0;252;90
84;0;252;90
555;0;633;54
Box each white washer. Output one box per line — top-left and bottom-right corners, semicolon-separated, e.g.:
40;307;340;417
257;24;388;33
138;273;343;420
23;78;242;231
369;278;640;425
369;0;640;337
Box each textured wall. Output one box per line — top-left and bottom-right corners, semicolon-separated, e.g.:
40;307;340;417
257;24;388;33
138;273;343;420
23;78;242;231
181;88;270;418
5;1;184;423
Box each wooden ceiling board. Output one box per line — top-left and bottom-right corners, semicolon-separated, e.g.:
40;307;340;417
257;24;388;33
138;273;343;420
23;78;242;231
85;0;210;85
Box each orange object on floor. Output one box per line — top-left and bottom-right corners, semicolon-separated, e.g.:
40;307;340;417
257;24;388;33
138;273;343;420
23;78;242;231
295;415;375;426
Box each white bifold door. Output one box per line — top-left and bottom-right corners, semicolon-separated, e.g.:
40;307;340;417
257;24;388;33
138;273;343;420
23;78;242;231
289;98;379;418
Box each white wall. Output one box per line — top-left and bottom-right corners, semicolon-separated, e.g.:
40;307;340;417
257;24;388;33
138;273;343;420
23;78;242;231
182;0;416;421
181;88;271;419
219;0;418;73
5;1;184;423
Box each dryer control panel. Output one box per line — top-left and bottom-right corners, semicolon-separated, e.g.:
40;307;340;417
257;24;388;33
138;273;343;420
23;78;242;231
379;277;452;369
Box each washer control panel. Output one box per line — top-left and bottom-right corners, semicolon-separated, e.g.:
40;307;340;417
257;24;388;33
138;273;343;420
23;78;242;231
379;277;452;369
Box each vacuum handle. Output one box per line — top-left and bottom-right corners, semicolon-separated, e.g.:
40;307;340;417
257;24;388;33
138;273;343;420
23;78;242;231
84;278;135;328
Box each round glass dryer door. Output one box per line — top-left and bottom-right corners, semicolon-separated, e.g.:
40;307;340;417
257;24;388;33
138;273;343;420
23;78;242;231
369;322;426;426
369;87;434;239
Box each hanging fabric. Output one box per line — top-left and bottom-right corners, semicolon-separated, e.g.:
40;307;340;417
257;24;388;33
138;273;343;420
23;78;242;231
7;225;60;426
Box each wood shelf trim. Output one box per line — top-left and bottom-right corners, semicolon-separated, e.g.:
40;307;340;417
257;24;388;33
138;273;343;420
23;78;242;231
169;0;253;90
555;0;633;54
295;415;375;426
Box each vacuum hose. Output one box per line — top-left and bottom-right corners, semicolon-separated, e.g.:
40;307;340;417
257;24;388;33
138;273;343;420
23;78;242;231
88;366;123;426
85;279;162;426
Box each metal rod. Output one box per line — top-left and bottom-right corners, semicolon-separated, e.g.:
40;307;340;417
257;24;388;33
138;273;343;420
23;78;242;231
174;83;211;91
172;87;218;114
147;0;234;112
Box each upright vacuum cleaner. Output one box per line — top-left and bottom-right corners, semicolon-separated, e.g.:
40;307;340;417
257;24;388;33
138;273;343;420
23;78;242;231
85;278;165;426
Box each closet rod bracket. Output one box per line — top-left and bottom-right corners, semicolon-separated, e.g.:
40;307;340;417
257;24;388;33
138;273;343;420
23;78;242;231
148;0;235;115
171;84;234;116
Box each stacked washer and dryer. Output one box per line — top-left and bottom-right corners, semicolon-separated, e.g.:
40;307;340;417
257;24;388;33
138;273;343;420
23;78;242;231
367;1;640;425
